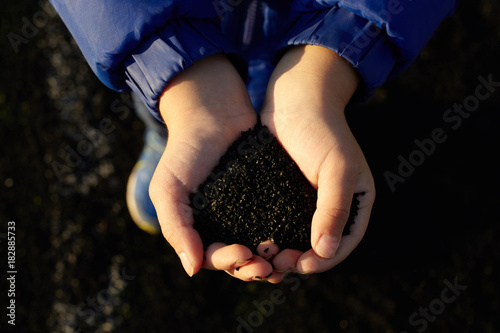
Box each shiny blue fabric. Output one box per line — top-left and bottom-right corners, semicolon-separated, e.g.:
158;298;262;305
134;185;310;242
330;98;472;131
50;0;459;119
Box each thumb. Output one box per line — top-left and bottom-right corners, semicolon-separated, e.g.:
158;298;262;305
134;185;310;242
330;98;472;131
149;153;205;277
310;154;357;259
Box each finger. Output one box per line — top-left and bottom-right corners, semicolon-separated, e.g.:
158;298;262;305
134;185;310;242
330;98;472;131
310;153;357;259
297;189;375;274
149;152;205;277
256;240;280;261
272;249;303;272
296;232;362;274
267;271;285;284
203;243;253;271
152;188;204;277
226;256;274;282
150;128;240;277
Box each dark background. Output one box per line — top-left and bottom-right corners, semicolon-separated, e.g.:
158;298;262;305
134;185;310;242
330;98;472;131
1;1;499;332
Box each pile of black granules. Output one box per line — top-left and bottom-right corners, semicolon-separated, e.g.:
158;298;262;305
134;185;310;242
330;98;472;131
190;121;361;253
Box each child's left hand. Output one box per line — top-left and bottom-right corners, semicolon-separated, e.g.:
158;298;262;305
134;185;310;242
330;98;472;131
260;45;376;274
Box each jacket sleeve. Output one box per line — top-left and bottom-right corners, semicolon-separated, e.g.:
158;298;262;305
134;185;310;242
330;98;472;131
282;0;460;100
49;0;237;120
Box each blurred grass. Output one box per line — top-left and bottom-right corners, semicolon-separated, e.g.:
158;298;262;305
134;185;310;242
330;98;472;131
1;1;499;332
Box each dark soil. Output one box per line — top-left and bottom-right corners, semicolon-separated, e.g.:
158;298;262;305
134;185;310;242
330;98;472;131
191;121;361;252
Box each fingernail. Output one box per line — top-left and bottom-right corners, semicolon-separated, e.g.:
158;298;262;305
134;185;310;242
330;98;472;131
236;257;254;265
178;252;194;277
315;234;339;258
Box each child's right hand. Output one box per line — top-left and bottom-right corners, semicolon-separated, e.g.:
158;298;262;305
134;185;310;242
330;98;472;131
150;54;284;282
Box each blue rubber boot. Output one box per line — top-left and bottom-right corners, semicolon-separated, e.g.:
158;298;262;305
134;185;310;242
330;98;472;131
126;95;167;234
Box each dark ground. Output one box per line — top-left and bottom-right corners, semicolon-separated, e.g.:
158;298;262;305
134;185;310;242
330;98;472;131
1;1;499;332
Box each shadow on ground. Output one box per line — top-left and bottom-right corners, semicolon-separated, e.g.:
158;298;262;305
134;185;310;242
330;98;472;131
1;1;499;332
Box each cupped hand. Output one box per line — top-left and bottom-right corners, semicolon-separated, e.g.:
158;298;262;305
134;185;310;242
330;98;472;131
260;45;375;274
150;54;283;282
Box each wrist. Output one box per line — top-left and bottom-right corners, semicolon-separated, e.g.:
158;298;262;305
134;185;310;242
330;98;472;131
265;45;359;118
159;54;254;131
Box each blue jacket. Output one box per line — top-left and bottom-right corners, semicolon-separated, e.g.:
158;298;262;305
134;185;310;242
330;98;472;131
50;0;459;119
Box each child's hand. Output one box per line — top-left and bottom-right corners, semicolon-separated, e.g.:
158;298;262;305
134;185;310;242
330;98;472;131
150;54;283;282
261;45;375;274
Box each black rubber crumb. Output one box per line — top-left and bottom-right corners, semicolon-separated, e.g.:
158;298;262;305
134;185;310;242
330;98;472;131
190;120;363;253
